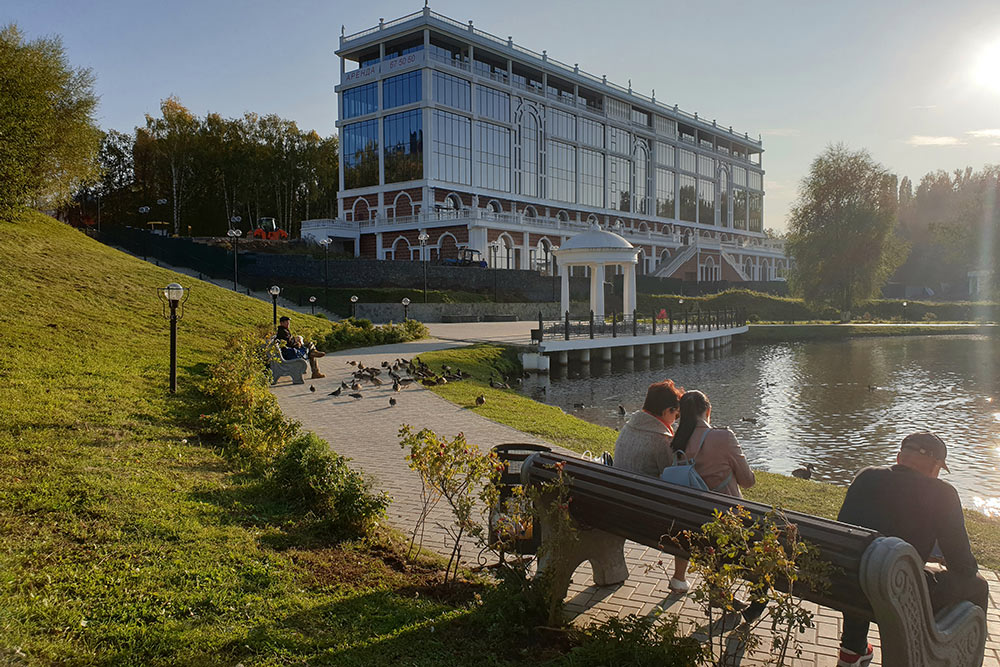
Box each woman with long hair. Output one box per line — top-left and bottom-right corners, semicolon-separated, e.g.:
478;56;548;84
667;390;756;594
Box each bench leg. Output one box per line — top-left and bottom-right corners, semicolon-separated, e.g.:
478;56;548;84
536;511;629;605
859;536;986;667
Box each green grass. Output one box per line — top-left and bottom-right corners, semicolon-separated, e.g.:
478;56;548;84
0;213;527;665
416;345;619;453
416;344;1000;570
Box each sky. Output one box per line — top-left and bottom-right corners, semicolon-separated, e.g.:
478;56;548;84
6;0;1000;231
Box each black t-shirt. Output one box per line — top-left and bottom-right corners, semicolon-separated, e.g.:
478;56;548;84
275;325;291;344
838;464;977;578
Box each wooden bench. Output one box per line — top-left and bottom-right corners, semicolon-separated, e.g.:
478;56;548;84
521;451;987;667
263;337;307;385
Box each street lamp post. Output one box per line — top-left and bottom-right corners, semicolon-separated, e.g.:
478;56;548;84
418;232;430;303
350;294;359;318
902;301;908;322
268;285;281;328
319;238;332;308
489;240;501;302
402;297;410;321
227;219;242;291
550;244;559;302
309;296;317;316
157;282;189;393
139;206;151;259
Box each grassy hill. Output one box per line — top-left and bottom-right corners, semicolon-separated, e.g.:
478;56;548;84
0;213;508;665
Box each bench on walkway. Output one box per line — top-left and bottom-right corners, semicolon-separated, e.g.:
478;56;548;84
263;337;307;385
521;451;987;667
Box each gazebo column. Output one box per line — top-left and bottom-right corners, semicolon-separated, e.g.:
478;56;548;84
623;262;637;315
590;263;606;319
560;264;571;316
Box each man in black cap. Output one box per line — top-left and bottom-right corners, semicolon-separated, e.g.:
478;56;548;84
835;432;988;666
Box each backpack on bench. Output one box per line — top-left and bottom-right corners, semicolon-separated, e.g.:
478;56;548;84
660;429;732;493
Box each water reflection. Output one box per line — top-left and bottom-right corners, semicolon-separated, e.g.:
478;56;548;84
529;335;1000;508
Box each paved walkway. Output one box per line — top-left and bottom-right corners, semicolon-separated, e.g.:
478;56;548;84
271;339;1000;666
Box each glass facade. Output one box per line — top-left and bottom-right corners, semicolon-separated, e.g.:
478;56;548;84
733;189;748;230
698;180;715;225
679;174;697;222
476;121;510;192
547;140;575;203
580;148;604;208
516;108;542;197
383;70;422;109
655;168;675;218
343;119;379;189
433;70;471;111
698;155;715;178
433;110;471;185
679;149;696;173
719;169;729;226
343;83;377;119
383;109;423;183
609;155;631;212
633;139;649;214
608;127;631;155
749;170;763;190
548;108;575;142
579;118;604;148
477;85;509;122
655;141;674;167
749;192;763;231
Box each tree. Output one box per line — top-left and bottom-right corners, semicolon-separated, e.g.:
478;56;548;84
786;144;907;314
142;97;199;235
0;24;101;219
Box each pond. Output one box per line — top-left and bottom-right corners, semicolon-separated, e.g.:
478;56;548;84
522;335;1000;514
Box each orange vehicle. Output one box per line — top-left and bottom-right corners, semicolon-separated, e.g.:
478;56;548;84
252;217;288;240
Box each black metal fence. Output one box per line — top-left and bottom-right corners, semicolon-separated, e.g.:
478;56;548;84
535;308;746;342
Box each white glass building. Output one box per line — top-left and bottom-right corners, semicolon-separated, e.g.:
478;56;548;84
307;7;788;283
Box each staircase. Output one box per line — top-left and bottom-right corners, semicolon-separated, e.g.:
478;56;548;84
720;249;750;281
652;244;697;278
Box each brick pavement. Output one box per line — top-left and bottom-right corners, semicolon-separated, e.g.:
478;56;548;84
272;339;1000;666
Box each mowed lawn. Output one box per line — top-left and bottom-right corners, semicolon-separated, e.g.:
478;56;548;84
0;214;522;666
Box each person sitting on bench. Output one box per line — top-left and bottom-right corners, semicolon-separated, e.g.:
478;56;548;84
613;380;686;589
836;432;989;667
275;316;325;379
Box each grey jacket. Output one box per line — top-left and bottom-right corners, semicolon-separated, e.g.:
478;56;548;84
613;410;673;478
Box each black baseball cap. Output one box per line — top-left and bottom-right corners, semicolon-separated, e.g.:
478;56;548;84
900;432;950;472
279;316;290;323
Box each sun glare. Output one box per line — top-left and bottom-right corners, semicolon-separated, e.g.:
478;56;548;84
972;38;1000;93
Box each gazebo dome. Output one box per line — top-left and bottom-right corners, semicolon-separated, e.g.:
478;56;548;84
559;229;633;250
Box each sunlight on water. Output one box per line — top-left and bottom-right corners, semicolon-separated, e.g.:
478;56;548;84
535;335;1000;512
974;497;1000;519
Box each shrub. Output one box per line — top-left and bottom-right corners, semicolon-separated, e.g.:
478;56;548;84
321;318;428;351
274;431;388;535
566;614;707;667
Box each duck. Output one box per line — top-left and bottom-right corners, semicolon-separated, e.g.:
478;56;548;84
341;380;349;390
389;397;397;407
792;463;815;480
573;403;587;410
328;387;342;397
740;416;758;424
475;394;486;407
351;381;362;391
393;381;401;392
618;405;627;417
309;385;316;393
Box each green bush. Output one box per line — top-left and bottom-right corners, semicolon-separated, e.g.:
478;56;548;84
321;317;428;351
274;431;388;535
566;614;707;667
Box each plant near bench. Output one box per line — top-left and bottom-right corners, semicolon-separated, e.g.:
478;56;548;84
398;425;500;583
659;506;831;666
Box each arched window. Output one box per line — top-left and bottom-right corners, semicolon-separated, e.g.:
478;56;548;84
392;191;414;218
701;256;717;282
556;210;569;222
718;167;730;227
515;102;543;197
744;259;754;281
586;213;600;225
522;205;538;219
632;138;649;214
485;199;502;213
439;193;462;211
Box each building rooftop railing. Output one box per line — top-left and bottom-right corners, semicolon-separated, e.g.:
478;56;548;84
340;7;762;147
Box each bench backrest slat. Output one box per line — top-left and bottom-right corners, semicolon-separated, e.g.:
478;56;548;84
522;451;878;619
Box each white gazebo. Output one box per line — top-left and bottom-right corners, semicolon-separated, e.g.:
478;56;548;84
553;227;640;319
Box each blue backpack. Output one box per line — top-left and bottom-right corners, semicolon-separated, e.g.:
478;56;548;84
660;429;732;493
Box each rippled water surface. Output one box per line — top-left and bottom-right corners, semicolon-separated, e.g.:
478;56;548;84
522;335;1000;512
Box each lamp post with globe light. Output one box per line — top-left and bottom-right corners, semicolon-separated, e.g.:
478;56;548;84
402;297;410;321
309;296;317;316
157;282;189;393
902;301;908;322
268;286;281;327
139;206;151;259
418;232;430;302
489;240;501;302
227;219;242;291
350;295;359;318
